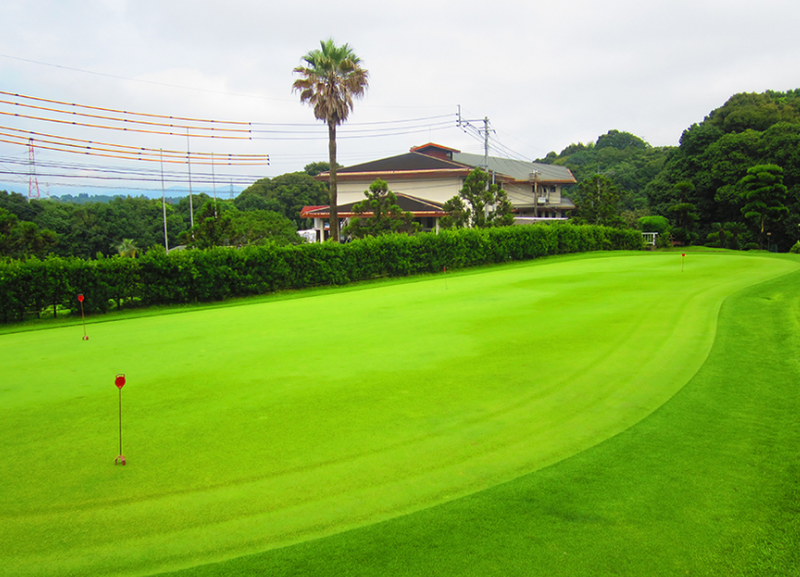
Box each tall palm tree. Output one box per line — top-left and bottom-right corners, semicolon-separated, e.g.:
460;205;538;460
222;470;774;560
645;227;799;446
293;39;368;242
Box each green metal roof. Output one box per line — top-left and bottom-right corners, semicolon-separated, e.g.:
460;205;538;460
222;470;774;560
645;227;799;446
323;144;577;185
452;152;576;184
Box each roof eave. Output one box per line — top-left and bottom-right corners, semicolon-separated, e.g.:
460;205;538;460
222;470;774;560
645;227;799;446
315;168;473;182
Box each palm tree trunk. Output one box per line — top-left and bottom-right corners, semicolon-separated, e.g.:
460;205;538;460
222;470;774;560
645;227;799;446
328;120;339;242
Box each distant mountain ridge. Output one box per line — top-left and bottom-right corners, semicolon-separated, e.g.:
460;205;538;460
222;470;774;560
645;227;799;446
0;185;241;203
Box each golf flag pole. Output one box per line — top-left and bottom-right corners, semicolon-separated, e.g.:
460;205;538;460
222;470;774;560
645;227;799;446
115;374;126;465
78;294;88;340
682;253;686;273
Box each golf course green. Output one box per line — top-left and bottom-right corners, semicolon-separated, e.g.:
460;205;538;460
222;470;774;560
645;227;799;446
1;250;798;576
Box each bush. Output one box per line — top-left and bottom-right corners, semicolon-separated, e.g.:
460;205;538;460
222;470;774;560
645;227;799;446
0;224;643;323
789;241;800;254
638;215;670;235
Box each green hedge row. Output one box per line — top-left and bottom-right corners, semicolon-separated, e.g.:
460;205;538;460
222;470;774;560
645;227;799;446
0;224;642;323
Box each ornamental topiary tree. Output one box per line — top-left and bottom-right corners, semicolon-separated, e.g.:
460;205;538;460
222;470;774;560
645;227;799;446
342;179;420;239
738;164;789;249
441;168;515;229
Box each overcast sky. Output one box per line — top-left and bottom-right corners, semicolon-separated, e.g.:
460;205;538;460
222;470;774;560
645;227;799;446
1;0;799;196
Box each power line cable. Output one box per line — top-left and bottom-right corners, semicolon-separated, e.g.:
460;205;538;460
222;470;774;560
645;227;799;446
1;90;456;129
0;109;253;140
0;54;284;102
0;125;268;163
249;114;455;128
0;90;254;126
0;96;252;135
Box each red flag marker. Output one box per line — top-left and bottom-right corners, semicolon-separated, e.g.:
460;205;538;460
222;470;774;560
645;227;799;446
78;294;88;340
115;374;126;465
682;253;686;273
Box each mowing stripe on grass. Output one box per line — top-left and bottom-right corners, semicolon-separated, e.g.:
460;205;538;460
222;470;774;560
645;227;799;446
154;263;800;576
1;252;797;576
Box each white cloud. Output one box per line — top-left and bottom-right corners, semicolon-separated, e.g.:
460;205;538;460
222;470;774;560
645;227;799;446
1;0;799;195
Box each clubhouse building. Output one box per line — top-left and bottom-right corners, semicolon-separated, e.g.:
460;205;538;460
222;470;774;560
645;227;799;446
301;143;577;242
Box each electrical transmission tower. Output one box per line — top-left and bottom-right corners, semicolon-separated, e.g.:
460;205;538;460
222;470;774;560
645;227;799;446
27;138;40;200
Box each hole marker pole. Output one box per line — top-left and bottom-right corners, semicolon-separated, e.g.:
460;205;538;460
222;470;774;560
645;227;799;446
682;253;686;273
115;374;126;465
78;294;88;340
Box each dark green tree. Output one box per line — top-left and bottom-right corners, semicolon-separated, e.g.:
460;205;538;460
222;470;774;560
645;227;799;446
539;131;671;211
667;182;700;245
234;178;271;212
180;200;235;249
638;215;670;234
738;164;789;249
236;173;327;228
342;179;419;239
705;222;727;248
645;89;800;250
265;173;329;228
595;129;648;151
440;196;470;229
304;161;331;177
441;169;514;229
229;210;303;246
0;208;58;258
726;221;748;249
572;174;626;227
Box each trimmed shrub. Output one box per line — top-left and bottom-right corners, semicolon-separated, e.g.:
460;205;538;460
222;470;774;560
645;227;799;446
0;224;642;323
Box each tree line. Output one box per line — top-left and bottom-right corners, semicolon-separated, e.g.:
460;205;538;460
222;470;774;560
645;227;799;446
541;90;800;251
0;224;642;323
3;89;800;260
0;166;329;259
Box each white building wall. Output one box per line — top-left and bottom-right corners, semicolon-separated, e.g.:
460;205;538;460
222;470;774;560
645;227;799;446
504;182;562;205
504;182;535;206
337;177;464;205
337;178;564;209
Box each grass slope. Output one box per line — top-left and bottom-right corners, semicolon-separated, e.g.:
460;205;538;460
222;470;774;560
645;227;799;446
163;263;800;576
1;252;797;576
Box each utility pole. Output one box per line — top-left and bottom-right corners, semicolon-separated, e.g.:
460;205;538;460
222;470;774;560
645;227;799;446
160;149;168;252
186;130;194;230
482;117;489;170
457;106;492;171
530;170;540;218
211;152;217;219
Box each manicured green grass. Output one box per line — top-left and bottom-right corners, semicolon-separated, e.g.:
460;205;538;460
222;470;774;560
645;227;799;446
1;251;797;576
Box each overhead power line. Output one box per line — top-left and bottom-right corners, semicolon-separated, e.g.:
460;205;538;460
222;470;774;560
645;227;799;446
0;109;253;140
0;125;269;165
2;91;456;132
0;100;249;135
0;90;254;126
0;168;257;185
0;54;281;102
